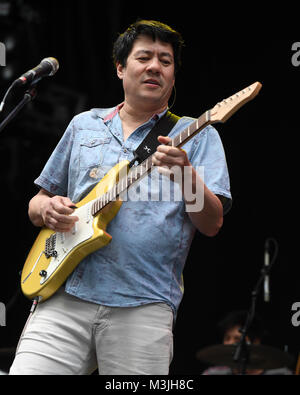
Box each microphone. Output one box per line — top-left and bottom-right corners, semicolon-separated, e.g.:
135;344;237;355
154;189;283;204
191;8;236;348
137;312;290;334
264;239;270;302
12;57;59;88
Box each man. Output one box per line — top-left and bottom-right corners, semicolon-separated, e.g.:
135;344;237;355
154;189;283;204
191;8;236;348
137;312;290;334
10;20;231;375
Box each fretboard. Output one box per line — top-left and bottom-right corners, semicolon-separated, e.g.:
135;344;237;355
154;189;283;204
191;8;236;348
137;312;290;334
91;111;211;216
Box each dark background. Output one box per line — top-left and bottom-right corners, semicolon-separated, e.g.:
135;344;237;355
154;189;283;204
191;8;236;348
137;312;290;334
0;0;299;374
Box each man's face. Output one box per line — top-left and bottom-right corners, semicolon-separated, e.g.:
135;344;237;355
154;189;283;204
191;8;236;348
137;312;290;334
223;325;260;345
116;35;175;110
223;326;244;345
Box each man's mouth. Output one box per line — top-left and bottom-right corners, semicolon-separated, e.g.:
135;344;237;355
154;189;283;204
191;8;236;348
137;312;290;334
143;79;161;87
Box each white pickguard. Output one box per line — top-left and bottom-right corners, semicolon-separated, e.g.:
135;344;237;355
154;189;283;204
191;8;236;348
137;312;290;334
40;202;94;284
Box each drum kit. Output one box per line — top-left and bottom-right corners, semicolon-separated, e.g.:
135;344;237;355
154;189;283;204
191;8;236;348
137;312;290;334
196;238;297;374
196;344;295;373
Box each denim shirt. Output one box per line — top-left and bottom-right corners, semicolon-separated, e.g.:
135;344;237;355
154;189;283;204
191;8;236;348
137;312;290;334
34;105;231;318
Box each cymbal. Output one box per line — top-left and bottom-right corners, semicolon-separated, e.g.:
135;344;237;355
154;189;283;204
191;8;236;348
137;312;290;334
196;344;294;370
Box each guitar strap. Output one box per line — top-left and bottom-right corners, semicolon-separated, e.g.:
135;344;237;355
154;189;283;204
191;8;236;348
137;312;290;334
129;110;180;167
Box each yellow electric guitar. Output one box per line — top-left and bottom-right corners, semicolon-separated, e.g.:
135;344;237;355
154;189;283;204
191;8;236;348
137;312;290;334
21;82;262;302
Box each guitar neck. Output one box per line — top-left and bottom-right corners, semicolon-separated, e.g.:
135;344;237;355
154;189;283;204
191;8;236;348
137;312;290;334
91;111;211;216
90;81;262;216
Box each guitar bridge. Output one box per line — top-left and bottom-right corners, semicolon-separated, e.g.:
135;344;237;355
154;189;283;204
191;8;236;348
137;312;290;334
44;233;58;259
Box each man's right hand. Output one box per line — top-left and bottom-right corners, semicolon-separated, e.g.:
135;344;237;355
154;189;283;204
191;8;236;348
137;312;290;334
28;189;79;232
40;195;79;232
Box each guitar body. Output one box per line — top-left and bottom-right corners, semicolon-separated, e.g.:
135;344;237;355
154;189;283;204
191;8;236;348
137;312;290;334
21;160;129;302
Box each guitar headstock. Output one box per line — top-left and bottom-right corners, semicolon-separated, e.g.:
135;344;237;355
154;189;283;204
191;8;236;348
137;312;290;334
208;82;262;123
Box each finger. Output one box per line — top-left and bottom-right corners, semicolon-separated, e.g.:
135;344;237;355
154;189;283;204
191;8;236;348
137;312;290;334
46;216;78;233
153;152;176;167
51;211;79;225
156;145;183;157
157;135;172;145
50;196;77;214
153;150;188;169
51;200;75;215
61;196;78;209
45;217;68;232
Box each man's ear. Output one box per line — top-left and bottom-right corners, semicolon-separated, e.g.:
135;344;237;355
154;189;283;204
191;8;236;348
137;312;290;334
116;62;124;80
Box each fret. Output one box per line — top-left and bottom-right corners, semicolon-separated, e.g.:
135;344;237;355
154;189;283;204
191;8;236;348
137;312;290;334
128;171;133;186
183;128;188;141
173;134;180;147
205;110;211;122
130;170;133;185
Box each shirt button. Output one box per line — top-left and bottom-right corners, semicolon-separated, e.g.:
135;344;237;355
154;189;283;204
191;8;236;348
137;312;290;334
89;167;99;178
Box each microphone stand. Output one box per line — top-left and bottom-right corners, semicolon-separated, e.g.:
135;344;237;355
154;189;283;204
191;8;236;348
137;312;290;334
0;85;37;316
0;86;37;134
233;238;278;374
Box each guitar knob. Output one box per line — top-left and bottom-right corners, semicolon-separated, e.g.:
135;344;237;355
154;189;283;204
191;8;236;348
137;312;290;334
39;270;47;277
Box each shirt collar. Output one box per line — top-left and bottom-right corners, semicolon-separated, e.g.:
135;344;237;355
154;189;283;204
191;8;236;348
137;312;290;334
91;103;168;123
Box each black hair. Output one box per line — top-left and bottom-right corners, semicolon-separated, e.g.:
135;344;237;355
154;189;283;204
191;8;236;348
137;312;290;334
217;310;268;343
112;19;184;73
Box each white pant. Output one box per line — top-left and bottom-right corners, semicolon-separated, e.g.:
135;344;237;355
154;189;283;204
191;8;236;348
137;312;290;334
9;289;174;375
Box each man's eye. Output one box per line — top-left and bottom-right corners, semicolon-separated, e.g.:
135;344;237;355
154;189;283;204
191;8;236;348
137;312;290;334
138;57;149;62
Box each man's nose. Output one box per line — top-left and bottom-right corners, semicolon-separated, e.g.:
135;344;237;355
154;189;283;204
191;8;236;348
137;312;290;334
146;57;161;73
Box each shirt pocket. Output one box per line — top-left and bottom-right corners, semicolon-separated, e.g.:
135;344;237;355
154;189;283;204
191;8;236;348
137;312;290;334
79;137;111;170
